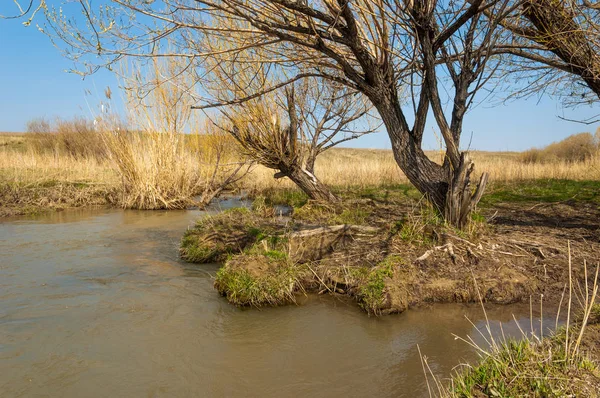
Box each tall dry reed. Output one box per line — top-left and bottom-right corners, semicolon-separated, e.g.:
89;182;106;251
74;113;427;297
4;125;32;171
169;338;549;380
100;58;248;210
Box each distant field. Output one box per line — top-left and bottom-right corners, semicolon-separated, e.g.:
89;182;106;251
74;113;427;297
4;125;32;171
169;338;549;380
2;133;598;192
244;146;599;194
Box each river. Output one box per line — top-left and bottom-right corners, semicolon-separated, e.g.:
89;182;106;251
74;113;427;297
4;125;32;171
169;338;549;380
0;206;554;397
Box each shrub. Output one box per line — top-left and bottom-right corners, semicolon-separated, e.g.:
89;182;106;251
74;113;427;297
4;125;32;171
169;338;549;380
27;117;108;161
520;132;599;163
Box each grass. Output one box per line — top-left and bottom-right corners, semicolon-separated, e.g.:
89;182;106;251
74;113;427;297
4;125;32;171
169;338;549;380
0;146;118;217
482;179;600;206
252;188;309;208
356;255;399;315
421;250;600;397
213;249;303;307
292;201;372;225
180;207;266;263
243;147;600;193
2;127;600;218
448;334;599;397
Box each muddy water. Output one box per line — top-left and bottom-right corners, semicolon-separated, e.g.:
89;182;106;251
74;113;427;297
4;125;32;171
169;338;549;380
1;207;553;397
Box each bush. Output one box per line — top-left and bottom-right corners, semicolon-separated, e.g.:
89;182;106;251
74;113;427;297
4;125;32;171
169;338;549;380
520;132;599;163
27;117;108;161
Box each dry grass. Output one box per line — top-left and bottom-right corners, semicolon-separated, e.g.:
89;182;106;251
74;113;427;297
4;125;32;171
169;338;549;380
95;58;251;210
102;128;243;209
243;147;600;193
0;146;118;217
1;128;599;217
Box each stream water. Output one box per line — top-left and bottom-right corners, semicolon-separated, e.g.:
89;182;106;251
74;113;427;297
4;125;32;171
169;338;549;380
0;206;555;397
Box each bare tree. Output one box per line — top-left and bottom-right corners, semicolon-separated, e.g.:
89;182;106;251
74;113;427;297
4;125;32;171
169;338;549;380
219;79;375;202
16;0;510;228
493;0;600;109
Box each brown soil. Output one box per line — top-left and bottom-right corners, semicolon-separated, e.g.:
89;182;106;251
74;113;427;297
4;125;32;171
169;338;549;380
202;198;600;315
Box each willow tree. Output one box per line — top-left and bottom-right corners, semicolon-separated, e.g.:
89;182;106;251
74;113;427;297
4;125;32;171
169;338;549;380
219;81;375;202
494;0;600;108
14;0;510;228
198;45;375;202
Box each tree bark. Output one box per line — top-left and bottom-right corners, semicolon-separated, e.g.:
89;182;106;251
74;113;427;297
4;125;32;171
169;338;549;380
373;94;487;227
522;0;600;99
373;95;449;210
444;154;489;229
275;166;340;202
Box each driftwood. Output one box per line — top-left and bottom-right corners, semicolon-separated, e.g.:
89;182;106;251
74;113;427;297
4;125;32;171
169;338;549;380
416;243;458;264
288;225;380;263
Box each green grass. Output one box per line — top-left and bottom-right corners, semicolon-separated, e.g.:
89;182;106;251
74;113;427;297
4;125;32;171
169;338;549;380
253;188;308;208
214;254;302;307
356;255;399;315
293;202;372;225
482;179;600;206
179;231;224;263
393;203;442;244
449;329;599;397
338;183;421;202
331;208;371;225
180;207;266;263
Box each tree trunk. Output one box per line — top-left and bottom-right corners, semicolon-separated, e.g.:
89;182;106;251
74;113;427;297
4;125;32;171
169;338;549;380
373;97;487;228
275;166;339;202
444;153;489;229
374;97;448;208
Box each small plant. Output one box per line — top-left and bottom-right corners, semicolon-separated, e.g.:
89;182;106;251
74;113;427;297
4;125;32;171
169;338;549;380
214;254;302;307
420;246;600;397
357;256;400;315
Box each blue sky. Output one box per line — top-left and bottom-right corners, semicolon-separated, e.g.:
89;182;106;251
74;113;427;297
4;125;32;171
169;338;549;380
1;14;598;151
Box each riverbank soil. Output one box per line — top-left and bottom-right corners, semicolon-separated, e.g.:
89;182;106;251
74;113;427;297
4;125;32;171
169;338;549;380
0;182;116;218
181;181;600;315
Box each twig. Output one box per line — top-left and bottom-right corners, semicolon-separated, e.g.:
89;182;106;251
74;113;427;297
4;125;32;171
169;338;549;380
306;263;332;293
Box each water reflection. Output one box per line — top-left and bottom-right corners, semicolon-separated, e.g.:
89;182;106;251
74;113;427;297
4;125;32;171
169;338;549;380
0;208;553;397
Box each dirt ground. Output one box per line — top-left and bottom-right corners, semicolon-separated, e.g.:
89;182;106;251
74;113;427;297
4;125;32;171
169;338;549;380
185;195;600;315
312;199;599;314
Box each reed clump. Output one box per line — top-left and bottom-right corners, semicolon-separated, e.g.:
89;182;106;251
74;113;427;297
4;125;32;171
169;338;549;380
420;248;600;398
101;127;242;210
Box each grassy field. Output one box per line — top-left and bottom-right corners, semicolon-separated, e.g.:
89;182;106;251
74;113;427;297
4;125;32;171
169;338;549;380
1;131;599;216
246;147;600;193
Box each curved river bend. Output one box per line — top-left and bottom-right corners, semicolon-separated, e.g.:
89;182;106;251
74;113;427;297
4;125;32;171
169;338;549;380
0;207;553;397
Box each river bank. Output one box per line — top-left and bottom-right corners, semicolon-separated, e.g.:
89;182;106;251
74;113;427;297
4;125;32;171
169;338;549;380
180;182;600;316
2;132;600;218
